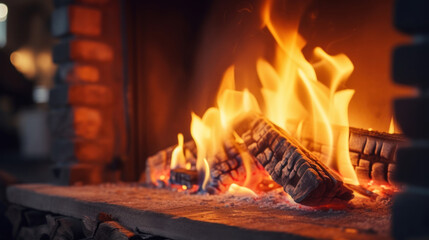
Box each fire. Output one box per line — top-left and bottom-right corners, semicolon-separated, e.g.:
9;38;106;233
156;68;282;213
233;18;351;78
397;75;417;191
169;0;360;194
388;117;395;134
170;133;186;169
258;0;358;185
227;184;257;197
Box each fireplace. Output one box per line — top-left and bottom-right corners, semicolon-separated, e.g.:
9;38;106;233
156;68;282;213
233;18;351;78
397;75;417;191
4;0;429;239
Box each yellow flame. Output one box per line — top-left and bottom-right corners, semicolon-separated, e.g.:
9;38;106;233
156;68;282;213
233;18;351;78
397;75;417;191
190;111;223;190
190;66;262;191
170;133;186;169
185;162;191;170
389;117;395;134
183;0;361;192
227;183;257;197
257;0;359;184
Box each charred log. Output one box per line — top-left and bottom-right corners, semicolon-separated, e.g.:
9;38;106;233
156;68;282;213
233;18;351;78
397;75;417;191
145;141;197;184
348;128;406;185
145;126;406;187
170;168;198;188
207;138;264;193
233;113;354;206
145;137;261;193
302;127;407;185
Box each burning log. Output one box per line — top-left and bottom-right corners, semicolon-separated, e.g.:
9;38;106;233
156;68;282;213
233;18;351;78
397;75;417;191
144;141;197;184
170;168;198;188
146;136;263;193
302;127;407;186
207;138;264;193
146;125;406;188
233;113;354;206
348;128;406;185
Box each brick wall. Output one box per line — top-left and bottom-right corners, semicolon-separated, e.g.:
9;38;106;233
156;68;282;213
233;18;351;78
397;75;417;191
50;0;126;184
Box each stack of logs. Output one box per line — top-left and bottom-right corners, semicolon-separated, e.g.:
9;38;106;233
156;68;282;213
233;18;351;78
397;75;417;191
301;127;406;186
146;113;407;205
5;205;169;240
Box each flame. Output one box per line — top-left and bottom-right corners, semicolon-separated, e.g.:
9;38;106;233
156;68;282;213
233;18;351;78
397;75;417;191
227;183;257;197
170;133;186;169
388;117;395;134
258;0;358;184
170;0;361;193
190;110;222;190
187;66;263;192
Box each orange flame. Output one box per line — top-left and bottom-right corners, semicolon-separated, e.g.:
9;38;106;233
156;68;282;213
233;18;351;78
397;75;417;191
388;117;395;134
258;0;358;184
227;183;257;197
170;133;186;169
172;0;360;194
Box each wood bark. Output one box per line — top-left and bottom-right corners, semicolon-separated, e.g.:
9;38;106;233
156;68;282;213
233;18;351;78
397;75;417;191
170;168;198;188
207;138;265;193
233;113;353;206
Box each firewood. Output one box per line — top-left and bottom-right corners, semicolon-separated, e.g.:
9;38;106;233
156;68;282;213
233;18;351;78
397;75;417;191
233;113;354;206
145;141;197;184
146;125;406;188
146;137;260;193
5;205;25;238
46;215;85;239
300;125;406;186
207;138;255;193
170;168;198;188
94;221;139;240
348;128;406;185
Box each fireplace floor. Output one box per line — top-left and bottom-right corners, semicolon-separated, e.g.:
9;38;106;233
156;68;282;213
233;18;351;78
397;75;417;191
7;184;392;240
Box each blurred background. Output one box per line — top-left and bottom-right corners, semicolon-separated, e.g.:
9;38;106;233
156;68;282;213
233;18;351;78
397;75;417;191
0;0;55;184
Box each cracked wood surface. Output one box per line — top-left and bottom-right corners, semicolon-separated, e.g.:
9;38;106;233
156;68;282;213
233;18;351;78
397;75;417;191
233;113;353;206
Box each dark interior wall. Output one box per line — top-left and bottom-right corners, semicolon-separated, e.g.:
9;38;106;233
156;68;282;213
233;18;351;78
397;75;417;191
124;0;213;175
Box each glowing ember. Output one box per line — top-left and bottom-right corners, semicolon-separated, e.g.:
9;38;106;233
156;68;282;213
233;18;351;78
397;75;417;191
227;184;257;197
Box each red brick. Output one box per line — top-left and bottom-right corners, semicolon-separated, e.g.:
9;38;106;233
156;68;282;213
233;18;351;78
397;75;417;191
69;6;102;36
50;84;112;107
52;138;113;164
52;6;101;37
49;107;114;140
74;107;102;139
72;65;99;82
71;40;113;62
56;63;99;83
69;84;112;106
53;40;113;63
75;139;113;163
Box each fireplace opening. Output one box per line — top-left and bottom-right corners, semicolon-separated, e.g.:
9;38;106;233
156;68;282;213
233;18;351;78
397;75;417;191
2;0;429;239
126;0;413;193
